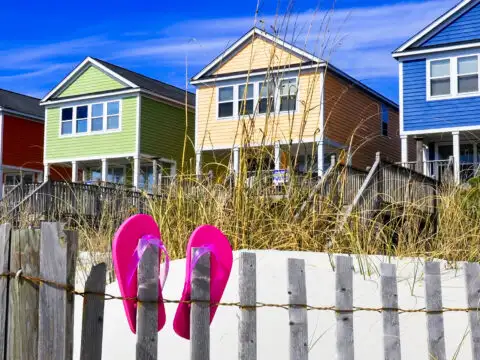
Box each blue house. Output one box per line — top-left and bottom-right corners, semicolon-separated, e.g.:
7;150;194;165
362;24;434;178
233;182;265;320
393;0;480;183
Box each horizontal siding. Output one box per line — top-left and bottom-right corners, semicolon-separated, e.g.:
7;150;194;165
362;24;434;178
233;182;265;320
140;96;195;166
421;3;480;47
196;72;321;149
57;66;125;98
403;59;480;131
45;96;137;161
3;115;43;170
214;36;303;75
324;73;407;169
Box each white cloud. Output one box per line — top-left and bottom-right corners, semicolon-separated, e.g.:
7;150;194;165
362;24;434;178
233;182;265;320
0;0;461;97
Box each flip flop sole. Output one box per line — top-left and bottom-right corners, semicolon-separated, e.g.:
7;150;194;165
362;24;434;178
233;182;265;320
112;214;167;334
173;225;233;339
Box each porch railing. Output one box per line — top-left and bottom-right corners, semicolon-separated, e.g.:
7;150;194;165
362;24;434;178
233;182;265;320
400;158;480;183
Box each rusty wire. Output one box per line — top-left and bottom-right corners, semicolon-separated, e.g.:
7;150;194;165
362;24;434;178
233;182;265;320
0;272;475;314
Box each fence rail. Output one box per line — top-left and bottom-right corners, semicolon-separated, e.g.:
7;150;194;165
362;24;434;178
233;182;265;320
1;223;479;359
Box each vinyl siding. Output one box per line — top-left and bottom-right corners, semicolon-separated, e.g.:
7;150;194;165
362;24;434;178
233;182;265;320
403;59;480;131
45;96;137;161
57;66;126;98
3;115;44;170
324;73;406;169
420;3;480;47
140;96;195;166
213;36;303;75
196;71;321;149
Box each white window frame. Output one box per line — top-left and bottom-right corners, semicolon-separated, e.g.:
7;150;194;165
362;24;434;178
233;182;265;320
59;99;122;137
257;81;276;115
216;76;299;120
238;83;255;117
107;165;126;184
457;55;479;95
427;54;480;101
217;85;236;120
278;77;299;114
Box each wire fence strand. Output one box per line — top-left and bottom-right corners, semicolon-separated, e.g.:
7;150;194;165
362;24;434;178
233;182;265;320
1;271;477;314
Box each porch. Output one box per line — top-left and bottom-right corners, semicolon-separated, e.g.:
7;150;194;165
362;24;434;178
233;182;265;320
195;140;343;187
44;155;177;193
400;130;480;183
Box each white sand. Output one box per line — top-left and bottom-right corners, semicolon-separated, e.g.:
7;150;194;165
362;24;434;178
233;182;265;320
73;250;474;359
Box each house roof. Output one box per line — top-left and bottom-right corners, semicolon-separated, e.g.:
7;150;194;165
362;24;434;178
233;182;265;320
42;57;194;107
191;27;398;110
92;58;195;106
393;0;478;55
192;27;323;81
0;89;43;120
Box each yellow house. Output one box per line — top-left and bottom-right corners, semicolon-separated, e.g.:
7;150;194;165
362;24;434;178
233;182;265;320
191;27;403;177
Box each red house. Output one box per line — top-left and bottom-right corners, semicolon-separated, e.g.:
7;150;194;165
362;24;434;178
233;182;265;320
0;89;47;197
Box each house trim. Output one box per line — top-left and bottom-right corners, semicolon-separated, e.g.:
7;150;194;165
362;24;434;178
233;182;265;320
41;57;138;102
45;153;138;164
0;107;44;122
192;27;322;81
393;41;480;59
402;124;480;136
196;136;345;151
136;94;141;159
393;0;476;54
399;62;404;134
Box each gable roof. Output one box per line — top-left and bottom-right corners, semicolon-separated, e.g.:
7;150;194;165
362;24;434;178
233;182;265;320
191;27;398;110
0;89;43;120
41;57;194;107
393;0;478;56
93;58;194;106
192;27;324;81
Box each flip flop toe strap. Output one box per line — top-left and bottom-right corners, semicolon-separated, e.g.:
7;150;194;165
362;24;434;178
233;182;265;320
126;234;170;290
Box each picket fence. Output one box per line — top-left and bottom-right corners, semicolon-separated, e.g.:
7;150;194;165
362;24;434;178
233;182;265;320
1;223;480;360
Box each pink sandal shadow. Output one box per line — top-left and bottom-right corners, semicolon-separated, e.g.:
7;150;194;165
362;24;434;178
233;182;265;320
112;214;169;334
173;225;233;339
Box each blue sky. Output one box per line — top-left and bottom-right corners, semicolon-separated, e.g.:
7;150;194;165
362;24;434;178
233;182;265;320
0;0;459;102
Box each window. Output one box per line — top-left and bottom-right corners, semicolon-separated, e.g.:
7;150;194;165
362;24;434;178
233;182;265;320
218;87;234;118
430;59;451;97
279;79;297;112
238;84;254;116
60;100;120;136
92;103;104;132
258;81;275;114
381;104;389;136
61;108;73;135
107;101;120;130
107;167;125;184
458;56;478;94
76;106;88;133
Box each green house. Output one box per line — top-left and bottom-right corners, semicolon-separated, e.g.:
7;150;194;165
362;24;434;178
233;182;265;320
40;57;194;190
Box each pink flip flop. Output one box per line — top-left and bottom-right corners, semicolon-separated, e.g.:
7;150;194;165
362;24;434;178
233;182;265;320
112;214;169;334
173;225;233;339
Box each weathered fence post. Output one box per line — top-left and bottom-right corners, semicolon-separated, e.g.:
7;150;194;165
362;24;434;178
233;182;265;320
0;224;11;360
136;246;159;360
380;263;401;360
80;263;107;360
239;252;257;360
38;223;78;360
425;262;446;360
7;229;41;360
190;248;210;360
288;258;308;360
464;263;480;359
336;256;354;360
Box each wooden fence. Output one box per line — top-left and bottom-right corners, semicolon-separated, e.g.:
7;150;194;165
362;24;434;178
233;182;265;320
1;223;480;359
3;180;153;225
